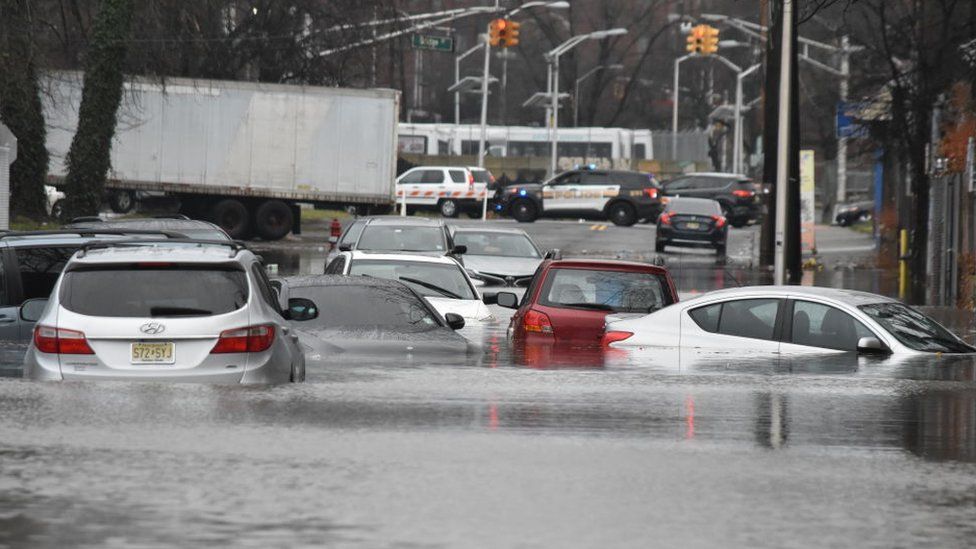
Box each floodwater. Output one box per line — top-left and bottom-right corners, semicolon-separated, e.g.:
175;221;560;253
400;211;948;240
2;243;976;547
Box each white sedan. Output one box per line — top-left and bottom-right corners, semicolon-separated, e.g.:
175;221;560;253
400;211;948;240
603;286;974;355
324;251;493;322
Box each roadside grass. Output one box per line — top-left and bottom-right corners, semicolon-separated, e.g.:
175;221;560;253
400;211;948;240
847;221;874;235
9;216;58;231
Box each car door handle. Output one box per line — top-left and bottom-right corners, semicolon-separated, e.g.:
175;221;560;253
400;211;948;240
0;316;15;325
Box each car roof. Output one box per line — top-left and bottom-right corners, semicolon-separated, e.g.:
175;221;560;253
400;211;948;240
348;251;460;265
544;258;669;274
283;274;415;291
69;218;225;231
452;226;529;236
0;230;188;248
67;242;254;265
363;216;447;227
682;285;896;306
406;166;471;171
666;197;720;208
681;172;751;179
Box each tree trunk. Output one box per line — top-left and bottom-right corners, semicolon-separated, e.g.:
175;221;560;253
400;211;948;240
0;0;50;219
62;0;135;219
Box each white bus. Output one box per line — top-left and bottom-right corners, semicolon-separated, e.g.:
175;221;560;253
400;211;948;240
398;123;654;162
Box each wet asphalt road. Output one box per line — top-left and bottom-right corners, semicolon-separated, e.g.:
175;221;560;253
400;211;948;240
1;220;975;548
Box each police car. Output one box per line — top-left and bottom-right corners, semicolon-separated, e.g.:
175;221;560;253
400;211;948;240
395;166;489;218
495;168;664;226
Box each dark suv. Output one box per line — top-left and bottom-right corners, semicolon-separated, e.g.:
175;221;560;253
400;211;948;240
661;173;763;228
495;168;663;226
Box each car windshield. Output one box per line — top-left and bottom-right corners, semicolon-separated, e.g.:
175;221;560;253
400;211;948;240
290;285;441;331
666;199;720;216
349;260;476;300
60;267;248;317
538;268;672;314
357;226;446;252
858;302;975;353
453;232;539;258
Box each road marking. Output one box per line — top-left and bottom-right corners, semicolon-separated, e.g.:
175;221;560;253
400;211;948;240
589;224;608;231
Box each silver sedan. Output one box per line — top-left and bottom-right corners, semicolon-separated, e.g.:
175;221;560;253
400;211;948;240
604;286;975;355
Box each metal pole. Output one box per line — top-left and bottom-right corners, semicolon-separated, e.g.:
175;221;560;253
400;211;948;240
550;55;560;178
454;53;461;126
836;34;850;204
734;74;743;174
477;29;491;169
672;57;681;160
773;0;794;285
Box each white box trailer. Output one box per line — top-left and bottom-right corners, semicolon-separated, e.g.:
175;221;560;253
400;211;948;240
43;72;400;239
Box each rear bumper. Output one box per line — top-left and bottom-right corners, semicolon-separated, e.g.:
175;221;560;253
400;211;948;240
24;348;290;384
657;226;725;244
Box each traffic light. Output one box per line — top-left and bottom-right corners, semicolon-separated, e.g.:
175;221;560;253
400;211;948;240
686;25;706;54
502;20;520;47
489;18;505;47
701;25;720;54
489;18;520;48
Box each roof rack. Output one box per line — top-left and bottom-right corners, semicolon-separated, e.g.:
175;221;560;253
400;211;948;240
70;216;104;223
0;229;189;240
152;214;191;220
79;238;249;258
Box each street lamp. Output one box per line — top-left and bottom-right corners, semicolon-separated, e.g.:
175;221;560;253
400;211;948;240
474;0;570;219
574;64;623;127
547;28;628;178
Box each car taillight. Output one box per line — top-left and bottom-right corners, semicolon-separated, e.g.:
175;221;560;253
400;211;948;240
659;213;672;225
712;215;727;228
643;187;659;199
732;189;755;198
33;325;95;355
523;309;553;335
211;325;276;354
601;331;633;347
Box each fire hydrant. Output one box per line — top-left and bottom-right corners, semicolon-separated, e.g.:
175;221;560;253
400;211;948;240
329;218;342;249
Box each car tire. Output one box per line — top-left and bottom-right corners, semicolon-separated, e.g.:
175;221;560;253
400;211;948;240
212;199;251;240
109;190;136;214
655;240;666;253
608;202;637;226
439;199;460;218
51;199;65;221
730;219;748;229
511;199;538;223
254;200;294;240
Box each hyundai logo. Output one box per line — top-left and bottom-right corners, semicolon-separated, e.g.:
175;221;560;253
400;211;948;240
139;322;166;335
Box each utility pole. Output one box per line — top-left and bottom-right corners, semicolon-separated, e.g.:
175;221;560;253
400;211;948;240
836;34;850;204
773;0;793;285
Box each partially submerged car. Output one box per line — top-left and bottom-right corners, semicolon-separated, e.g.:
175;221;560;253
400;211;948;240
451;227;543;292
285;275;475;362
603;286;975;355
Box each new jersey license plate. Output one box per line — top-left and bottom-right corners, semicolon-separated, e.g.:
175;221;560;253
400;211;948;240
131;342;175;364
685;222;701;229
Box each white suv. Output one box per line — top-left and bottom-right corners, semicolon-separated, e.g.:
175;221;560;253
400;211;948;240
395;166;488;218
23;240;307;384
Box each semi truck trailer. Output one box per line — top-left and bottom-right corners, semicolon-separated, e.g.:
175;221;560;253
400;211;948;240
43;72;400;240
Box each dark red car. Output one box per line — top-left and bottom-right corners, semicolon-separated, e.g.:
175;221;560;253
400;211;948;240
494;258;678;347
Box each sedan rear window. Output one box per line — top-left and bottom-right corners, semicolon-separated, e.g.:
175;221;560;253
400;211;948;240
60;267;248;317
538;268;672;314
290;285;441;330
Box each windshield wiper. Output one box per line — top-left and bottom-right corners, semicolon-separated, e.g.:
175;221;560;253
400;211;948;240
560;302;615;311
150;306;212;317
398;276;464;299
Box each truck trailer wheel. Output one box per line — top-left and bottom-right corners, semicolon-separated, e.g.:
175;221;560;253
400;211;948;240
255;200;294;240
109;190;136;214
212;199;250;240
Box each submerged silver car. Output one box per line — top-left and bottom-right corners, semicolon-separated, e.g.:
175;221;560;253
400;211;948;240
604;286;975;355
23;240;306;383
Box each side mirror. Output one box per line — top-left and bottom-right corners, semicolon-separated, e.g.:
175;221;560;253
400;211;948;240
857;336;890;355
338;243;352;252
444;312;466;330
482;293;498;305
287;297;319;322
543;248;562;260
452;245;467;255
20;298;48;323
496;292;519;309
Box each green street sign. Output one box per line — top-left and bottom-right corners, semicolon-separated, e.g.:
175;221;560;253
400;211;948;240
412;34;454;52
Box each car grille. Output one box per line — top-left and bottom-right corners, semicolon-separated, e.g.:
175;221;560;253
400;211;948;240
479;273;534;287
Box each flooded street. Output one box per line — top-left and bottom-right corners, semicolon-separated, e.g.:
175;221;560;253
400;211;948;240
2;221;976;548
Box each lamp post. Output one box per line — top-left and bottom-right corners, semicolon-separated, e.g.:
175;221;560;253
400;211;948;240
454;43;486;126
574;64;623;127
547;28;628;178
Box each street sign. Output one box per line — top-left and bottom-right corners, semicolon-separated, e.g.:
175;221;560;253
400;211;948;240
411;34;454;52
836;101;868;139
